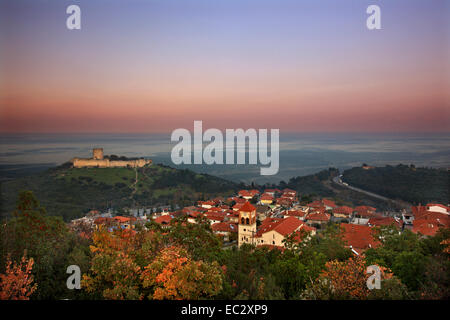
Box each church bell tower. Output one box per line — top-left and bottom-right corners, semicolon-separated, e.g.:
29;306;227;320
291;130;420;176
238;201;257;247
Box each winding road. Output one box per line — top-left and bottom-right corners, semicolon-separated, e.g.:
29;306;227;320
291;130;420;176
332;175;392;202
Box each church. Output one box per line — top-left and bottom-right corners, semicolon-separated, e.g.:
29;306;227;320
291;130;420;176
238;201;316;248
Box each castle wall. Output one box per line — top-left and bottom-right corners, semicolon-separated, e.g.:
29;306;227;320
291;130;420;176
72;158;152;168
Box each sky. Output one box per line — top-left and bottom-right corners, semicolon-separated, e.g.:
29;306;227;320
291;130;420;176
0;0;449;133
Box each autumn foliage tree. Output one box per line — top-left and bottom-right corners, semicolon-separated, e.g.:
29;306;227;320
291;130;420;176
304;256;370;299
82;229;144;300
303;255;406;300
0;253;37;300
82;228;223;300
141;246;222;300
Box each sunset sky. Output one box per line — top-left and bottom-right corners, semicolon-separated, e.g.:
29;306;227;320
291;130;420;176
0;0;449;133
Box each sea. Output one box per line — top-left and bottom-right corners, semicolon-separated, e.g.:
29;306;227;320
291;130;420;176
0;132;449;184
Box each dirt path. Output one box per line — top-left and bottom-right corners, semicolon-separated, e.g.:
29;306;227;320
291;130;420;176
130;167;138;199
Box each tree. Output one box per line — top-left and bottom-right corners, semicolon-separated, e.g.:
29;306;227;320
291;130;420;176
82;227;223;300
0;253;37;300
141;246;222;300
217;245;284;300
270;255;307;299
0;191;86;299
304;257;370;300
81;229;144;300
392;251;427;292
302;223;353;262
166;215;222;262
365;227;429;293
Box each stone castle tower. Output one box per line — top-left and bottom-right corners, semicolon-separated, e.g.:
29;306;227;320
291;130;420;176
238;201;257;247
93;148;104;160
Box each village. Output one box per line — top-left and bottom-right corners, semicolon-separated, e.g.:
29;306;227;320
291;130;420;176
70;188;450;256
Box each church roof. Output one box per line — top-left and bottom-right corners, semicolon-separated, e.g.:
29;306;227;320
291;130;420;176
240;201;256;212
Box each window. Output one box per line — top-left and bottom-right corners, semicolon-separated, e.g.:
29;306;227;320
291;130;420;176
246;218;250;225
241;217;245;224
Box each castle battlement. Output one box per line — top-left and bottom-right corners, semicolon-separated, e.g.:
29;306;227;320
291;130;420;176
72;148;152;168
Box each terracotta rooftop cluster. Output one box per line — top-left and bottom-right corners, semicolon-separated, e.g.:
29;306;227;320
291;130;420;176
81;185;449;254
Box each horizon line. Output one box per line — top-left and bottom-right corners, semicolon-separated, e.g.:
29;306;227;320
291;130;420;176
1;131;450;135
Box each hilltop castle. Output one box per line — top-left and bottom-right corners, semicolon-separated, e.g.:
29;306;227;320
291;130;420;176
72;148;152;168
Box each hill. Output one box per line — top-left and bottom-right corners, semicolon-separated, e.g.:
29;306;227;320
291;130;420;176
0;163;240;221
342;164;449;205
269;168;415;211
282;168;340;197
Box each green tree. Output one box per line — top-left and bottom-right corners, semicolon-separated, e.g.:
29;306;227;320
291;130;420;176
392;251;427;291
0;191;92;299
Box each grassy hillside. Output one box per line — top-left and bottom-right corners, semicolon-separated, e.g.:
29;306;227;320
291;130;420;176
343;164;449;205
283;168;339;197
0;163;239;221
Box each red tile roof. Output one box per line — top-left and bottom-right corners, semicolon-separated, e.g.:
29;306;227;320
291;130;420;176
308;199;336;209
256;217;304;237
188;211;203;218
182;206;198;214
411;205;428;218
114;216;135;223
256;217;283;236
273;216;304;236
264;189;281;194
283;210;307;218
205;213;226;222
211;222;238;233
368;216;402;228
238;190;259;197
154;215;173;225
411;211;450;237
307;200;322;208
322;199;337;208
355;206;376;213
306;212;331;222
334;206;354;216
412;220;441;236
94;217;113;225
260;193;274;201
340;223;380;253
276;198;293;206
240;201;256;212
281;194;296;200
